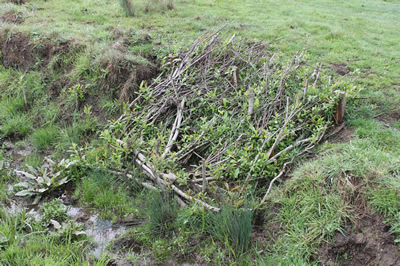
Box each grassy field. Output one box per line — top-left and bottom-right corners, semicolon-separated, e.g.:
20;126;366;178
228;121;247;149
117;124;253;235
0;0;399;264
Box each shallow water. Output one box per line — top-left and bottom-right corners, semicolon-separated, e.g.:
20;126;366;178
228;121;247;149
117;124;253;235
67;206;127;257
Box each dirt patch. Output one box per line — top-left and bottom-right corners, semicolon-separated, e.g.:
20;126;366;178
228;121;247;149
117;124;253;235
99;42;159;102
1;32;75;71
252;205;282;248
8;0;27;4
1;32;34;70
112;236;142;254
319;214;400;266
1;12;24;24
376;111;400;129
331;63;351;76
324;124;354;144
80;21;96;25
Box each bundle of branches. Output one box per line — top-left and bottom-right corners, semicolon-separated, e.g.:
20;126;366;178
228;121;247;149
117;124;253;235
92;33;342;210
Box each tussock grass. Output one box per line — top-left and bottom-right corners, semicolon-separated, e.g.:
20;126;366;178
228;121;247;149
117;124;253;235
207;204;253;255
146;191;178;237
74;170;138;219
0;113;32;137
31;125;60;150
143;0;175;13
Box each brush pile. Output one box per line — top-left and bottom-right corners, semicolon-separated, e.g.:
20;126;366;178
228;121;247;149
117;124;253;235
85;33;342;210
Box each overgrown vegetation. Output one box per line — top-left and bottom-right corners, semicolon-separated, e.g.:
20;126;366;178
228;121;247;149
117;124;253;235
80;34;358;212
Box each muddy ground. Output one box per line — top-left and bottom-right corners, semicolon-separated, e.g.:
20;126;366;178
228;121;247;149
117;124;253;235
319;214;400;266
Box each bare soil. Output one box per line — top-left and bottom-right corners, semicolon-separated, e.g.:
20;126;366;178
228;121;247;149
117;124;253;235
0;32;74;71
8;0;27;4
319;214;400;266
331;63;351;76
1;12;24;24
1;32;34;70
376;111;400;129
324;124;354;144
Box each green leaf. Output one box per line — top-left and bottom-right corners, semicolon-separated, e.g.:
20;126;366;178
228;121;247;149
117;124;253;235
16;170;37;180
14;182;31;188
57;177;69;186
15;190;35;197
26;165;39;175
33;195;41;205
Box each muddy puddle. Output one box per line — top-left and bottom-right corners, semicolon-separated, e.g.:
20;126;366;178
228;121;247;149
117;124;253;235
4;199;127;258
67;206;127;257
2;140;45;169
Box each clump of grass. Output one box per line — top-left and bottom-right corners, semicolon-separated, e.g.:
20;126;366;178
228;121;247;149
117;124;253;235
176;203;210;234
119;0;135;17
369;175;400;242
0;96;32;137
74;170;138;219
146;191;178;237
0;96;25;118
143;0;175;13
31;125;60;150
207;204;253;255
262;119;400;263
0;113;32;137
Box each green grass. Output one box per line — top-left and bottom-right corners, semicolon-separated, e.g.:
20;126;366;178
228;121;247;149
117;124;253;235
263;118;400;263
74;170;139;220
0;113;32;138
2;0;399;92
0;96;32;137
24;152;42;168
146;191;178;237
31;125;60;150
0;170;10;203
207;204;253;256
0;207;94;265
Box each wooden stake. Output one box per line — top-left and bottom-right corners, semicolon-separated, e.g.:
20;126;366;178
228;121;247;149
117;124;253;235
334;90;346;124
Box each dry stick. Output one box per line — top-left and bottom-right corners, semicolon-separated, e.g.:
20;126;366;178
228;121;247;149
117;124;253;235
202;159;207;193
162;99;185;158
334;90;346;125
247;88;255;116
114;140;220;212
260;159;293;205
313;63;322;87
303;79;309;98
175;196;187;207
267;137;311;163
106;169;158;191
265;97;292;159
191;177;216;183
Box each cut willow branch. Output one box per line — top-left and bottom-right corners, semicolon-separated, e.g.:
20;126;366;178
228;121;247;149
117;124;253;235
107;31;338;209
260;159;293;205
112;140;220;212
162;99;185;158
